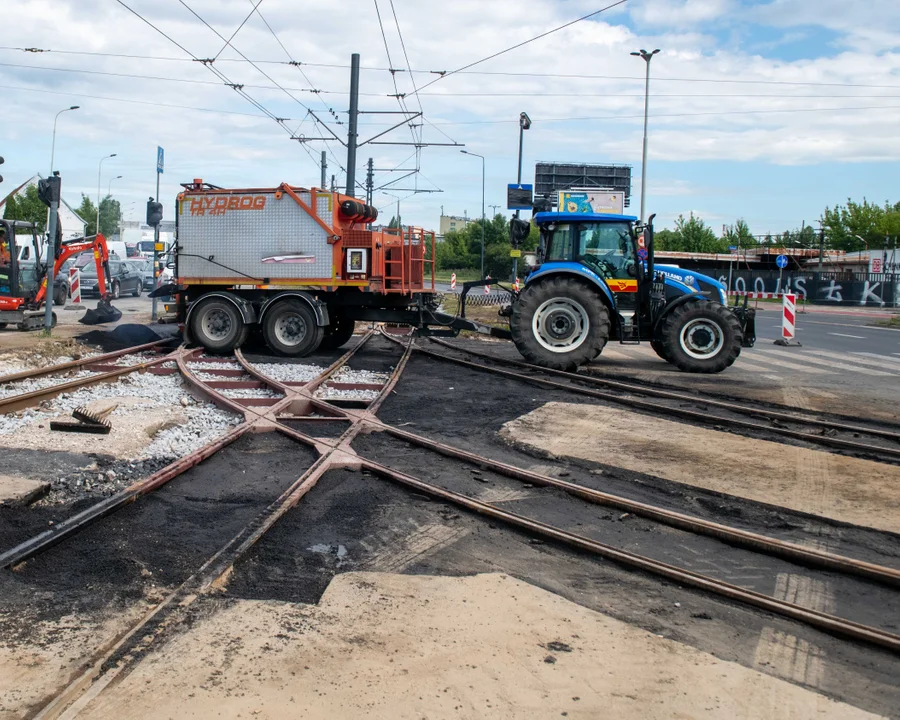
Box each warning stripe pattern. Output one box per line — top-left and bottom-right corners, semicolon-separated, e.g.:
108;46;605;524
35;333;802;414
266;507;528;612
68;267;81;304
782;293;796;339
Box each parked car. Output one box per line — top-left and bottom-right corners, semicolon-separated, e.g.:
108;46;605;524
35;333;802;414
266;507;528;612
123;257;154;291
77;255;142;298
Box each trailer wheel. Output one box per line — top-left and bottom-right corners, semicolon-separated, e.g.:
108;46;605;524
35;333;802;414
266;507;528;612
320;314;356;350
511;276;610;370
660;301;742;373
190;298;248;353
263;299;323;357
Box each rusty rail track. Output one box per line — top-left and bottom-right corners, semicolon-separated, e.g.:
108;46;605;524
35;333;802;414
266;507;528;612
4;329;900;718
419;338;900;462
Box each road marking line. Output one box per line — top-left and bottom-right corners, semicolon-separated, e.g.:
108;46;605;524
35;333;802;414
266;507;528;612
742;353;833;374
828;332;866;339
797;319;900;332
850;351;900;366
790;349;899;376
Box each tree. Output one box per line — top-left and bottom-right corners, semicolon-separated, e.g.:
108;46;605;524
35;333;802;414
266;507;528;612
821;198;892;251
675;212;724;253
76;195;98;236
652;228;678;251
722;218;756;249
99;196;120;237
388;215;400;229
2;184;47;234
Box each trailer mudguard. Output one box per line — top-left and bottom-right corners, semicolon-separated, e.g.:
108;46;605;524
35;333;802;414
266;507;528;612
258;291;329;327
525;262;617;309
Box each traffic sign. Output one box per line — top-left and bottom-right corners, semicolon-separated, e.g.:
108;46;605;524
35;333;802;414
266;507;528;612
728;245;737;252
507;184;533;210
776;254;788;269
157;146;164;174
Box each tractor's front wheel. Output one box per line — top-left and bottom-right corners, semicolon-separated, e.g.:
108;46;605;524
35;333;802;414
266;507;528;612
650;340;672;363
511;276;610;370
660;301;742;373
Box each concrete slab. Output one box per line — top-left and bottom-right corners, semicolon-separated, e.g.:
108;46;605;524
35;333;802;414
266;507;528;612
0;474;49;506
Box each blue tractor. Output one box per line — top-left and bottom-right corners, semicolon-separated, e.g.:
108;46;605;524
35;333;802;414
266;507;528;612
502;212;756;372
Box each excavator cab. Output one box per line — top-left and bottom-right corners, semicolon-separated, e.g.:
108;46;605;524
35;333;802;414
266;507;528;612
0;220;50;329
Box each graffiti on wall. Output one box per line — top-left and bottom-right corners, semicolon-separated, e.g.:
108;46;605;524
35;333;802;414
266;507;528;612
692;267;897;307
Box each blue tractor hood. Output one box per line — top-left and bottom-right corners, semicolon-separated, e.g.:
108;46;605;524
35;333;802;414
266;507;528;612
655;264;727;302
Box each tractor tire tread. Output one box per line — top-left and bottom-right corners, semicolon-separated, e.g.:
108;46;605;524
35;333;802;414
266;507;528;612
511;276;610;370
660;301;742;373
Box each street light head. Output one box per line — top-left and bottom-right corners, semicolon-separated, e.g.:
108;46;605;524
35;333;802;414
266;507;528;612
460;150;468;154
520;111;531;130
115;175;122;179
69;105;80;110
640;48;647;54
110;153;117;158
652;48;660;55
630;51;641;56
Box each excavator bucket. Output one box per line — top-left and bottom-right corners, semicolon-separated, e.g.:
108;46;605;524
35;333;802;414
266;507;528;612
79;299;122;325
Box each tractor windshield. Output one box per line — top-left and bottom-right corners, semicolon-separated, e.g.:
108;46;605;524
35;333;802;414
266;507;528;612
545;221;635;281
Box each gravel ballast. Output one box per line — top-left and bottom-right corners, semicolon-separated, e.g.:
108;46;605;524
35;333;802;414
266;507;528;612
247;362;324;384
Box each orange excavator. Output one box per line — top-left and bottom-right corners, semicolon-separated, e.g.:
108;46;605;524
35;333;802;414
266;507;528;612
0;219;121;330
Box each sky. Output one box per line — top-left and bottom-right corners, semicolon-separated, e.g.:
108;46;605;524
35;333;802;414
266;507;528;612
1;0;899;235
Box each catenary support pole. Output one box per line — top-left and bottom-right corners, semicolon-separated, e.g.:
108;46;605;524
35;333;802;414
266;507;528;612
345;53;360;197
151;171;160;321
42;176;61;334
320;151;327;189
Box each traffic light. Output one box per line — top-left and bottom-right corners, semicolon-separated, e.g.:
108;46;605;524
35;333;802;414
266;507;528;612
146;197;163;227
0;156;4;184
38;174;61;207
509;217;531;247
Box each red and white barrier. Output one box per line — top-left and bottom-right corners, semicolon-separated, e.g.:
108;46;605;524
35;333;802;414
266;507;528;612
450;272;456;290
514;277;520;292
484;275;491;295
782;293;796;340
68;267;81;304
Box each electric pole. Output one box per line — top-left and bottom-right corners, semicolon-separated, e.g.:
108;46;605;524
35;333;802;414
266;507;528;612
489;204;501;218
345;53;360;197
366;158;374;205
320;151;327;189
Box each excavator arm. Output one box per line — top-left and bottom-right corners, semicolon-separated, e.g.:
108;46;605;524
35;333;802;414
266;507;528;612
35;233;113;305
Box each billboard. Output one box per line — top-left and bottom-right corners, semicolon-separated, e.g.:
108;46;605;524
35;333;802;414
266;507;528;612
869;249;900;275
535;162;632;206
558;190;625;215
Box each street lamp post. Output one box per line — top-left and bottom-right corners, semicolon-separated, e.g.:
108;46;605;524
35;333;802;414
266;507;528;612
513;112;531;282
460;150;486;278
383;192;401;233
631;48;660;223
108;175;122;197
49;106;80;174
96;154;117;237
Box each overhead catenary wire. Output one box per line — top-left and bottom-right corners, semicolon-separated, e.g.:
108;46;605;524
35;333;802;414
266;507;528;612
7;45;900;91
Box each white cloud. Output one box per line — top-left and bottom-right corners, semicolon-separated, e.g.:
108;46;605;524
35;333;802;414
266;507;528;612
1;0;899;232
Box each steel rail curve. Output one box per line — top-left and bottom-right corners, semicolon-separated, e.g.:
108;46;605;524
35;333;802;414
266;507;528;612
426;337;900;441
415;341;900;462
360;458;900;655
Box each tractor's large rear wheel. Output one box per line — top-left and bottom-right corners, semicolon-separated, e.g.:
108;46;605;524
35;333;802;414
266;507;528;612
660;301;742;373
650;340;672;363
511;276;610;370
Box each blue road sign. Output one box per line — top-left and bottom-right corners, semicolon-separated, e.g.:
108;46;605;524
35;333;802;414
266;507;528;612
776;254;788;269
728;245;737;251
507;183;533;210
157;146;164;174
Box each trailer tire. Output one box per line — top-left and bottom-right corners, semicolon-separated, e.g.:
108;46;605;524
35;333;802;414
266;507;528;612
190;297;248;353
511;276;610;370
263;299;323;357
660;301;742;373
320;314;356;350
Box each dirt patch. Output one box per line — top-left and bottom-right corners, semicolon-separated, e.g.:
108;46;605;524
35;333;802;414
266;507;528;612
82;572;877;720
501;402;900;534
0;338;93;377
